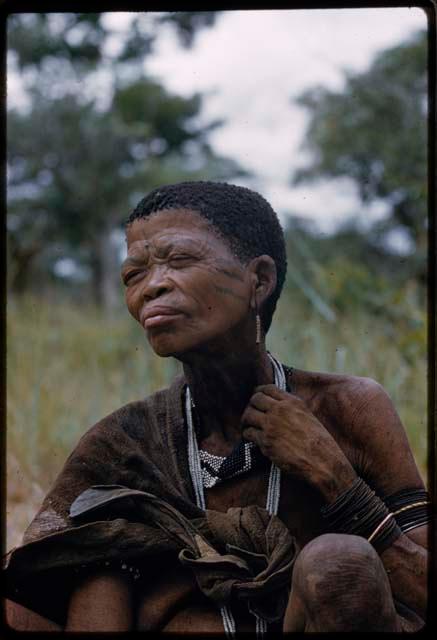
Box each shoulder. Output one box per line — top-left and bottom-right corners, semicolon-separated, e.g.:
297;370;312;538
287;366;424;495
79;399;151;444
288;366;384;421
77;375;186;449
44;381;184;500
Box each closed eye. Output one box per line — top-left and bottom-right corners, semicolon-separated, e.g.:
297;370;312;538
123;270;146;285
169;254;195;267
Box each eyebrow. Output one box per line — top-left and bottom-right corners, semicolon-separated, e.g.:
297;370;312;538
121;237;204;271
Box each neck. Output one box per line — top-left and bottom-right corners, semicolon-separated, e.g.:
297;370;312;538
182;345;274;448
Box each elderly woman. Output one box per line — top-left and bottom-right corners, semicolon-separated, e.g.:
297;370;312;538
5;182;429;633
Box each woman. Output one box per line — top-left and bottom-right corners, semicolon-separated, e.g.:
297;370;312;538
5;181;430;633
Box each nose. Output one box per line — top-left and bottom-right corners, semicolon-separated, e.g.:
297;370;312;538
141;264;172;300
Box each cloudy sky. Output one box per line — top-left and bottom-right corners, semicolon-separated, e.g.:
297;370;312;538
139;8;426;231
9;8;427;233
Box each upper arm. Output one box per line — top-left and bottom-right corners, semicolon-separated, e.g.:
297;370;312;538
349;379;429;549
348;378;425;498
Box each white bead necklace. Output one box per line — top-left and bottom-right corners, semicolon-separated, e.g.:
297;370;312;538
185;353;286;637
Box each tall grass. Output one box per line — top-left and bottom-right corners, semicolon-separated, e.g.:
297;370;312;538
6;291;427;549
269;294;427;478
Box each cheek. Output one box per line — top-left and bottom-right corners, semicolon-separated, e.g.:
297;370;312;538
199;289;249;329
125;288;141;321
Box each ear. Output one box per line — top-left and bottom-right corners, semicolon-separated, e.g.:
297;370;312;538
247;255;277;311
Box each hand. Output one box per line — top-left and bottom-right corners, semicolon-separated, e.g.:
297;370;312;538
241;385;357;501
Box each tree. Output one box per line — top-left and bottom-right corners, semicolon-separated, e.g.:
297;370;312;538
7;12;219;70
292;29;427;281
7;81;244;304
7;12;247;306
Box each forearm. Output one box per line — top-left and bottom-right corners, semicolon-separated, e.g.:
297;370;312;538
380;528;428;618
319;471;429;620
310;455;358;503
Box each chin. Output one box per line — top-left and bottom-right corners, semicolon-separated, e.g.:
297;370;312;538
149;340;179;359
146;321;243;361
147;331;190;359
148;330;216;361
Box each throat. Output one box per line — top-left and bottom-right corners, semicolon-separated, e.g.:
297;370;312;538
183;349;274;454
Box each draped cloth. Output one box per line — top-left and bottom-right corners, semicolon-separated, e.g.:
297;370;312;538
3;375;298;628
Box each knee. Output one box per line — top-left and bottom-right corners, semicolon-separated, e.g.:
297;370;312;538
291;533;394;629
293;533;384;595
298;531;376;564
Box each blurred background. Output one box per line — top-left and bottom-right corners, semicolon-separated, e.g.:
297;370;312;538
6;9;428;550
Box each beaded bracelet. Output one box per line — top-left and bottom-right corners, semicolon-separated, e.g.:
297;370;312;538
384;488;431;534
321;477;402;554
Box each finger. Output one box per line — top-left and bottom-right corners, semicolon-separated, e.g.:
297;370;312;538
241;426;263;447
249;391;277;412
241;406;264;429
254;384;287;401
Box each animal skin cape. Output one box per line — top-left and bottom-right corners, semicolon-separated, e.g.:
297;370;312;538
4;374;298;627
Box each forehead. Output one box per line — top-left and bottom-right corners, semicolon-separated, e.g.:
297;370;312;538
126;208;231;253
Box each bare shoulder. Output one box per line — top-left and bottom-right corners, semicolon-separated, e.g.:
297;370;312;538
288;367;425;495
289;366;384;419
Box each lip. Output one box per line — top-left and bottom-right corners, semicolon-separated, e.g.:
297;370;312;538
141;306;185;329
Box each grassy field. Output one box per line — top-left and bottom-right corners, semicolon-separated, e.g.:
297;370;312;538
6;291;428;550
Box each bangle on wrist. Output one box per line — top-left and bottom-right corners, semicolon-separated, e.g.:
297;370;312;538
367;512;394;543
383;488;431;534
321;477;401;553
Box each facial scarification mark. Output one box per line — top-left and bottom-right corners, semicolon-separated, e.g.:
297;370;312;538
213;284;246;302
215;265;245;283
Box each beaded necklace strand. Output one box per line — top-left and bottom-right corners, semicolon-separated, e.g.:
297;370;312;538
185;354;286;637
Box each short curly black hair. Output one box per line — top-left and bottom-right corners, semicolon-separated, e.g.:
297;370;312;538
126;181;287;332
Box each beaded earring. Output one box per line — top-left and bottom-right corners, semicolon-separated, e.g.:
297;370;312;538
253;279;262;344
255;311;261;344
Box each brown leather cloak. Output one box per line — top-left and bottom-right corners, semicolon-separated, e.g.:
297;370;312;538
4;375;298;627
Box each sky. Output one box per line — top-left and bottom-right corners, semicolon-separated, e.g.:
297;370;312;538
123;8;426;233
9;8;427;235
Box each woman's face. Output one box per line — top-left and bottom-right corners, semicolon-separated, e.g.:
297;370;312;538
123;208;255;359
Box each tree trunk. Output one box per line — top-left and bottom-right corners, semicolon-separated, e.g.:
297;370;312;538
8;241;43;295
90;228;121;310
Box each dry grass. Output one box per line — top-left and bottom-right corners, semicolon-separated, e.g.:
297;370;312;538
6;292;428;550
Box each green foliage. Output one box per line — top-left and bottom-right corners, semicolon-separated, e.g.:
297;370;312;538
7;12;219;69
7;12;247;303
293;29;427;279
7;290;427;508
156;12;219;48
7;84;245;297
6;295;181;491
112;80;221;152
283;216;426;375
6;17;429;552
8;13;107;69
268;294;427;484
